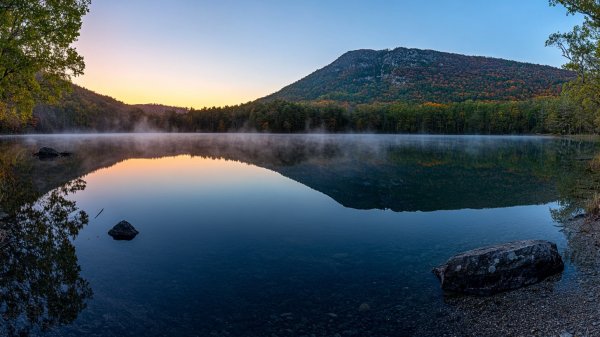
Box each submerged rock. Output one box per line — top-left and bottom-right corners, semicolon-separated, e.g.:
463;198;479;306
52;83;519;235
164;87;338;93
433;240;564;295
36;147;61;158
34;147;73;159
108;220;139;240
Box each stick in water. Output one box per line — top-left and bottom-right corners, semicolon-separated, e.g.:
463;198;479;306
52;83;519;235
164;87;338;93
94;208;104;219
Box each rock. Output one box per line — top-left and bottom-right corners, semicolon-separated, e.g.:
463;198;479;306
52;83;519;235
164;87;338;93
433;240;564;295
569;213;586;221
358;303;370;312
36;147;61;158
108;220;139;240
34;148;73;159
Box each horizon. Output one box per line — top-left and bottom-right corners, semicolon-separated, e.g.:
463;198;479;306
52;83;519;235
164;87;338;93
73;0;583;109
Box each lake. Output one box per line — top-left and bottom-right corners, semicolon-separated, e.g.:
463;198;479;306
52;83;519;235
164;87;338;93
0;134;597;336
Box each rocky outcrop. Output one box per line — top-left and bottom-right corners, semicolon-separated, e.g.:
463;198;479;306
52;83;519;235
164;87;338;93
433;240;564;295
108;220;139;240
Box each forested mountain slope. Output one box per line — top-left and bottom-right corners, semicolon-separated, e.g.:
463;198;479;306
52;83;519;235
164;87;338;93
32;85;186;132
263;47;575;104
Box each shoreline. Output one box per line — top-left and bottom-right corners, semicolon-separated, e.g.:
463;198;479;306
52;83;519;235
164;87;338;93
0;131;565;138
418;216;600;337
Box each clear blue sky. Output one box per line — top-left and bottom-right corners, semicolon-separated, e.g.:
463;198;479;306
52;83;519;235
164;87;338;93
73;0;583;107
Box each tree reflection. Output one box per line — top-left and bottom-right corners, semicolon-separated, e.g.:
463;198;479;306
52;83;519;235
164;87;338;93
0;179;91;336
0;144;38;215
547;145;600;270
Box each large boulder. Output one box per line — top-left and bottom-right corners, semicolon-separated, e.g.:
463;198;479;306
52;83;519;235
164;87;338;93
433;240;564;295
108;220;139;241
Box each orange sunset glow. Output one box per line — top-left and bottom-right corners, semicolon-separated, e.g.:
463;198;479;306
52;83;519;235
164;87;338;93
83;155;276;187
70;0;578;109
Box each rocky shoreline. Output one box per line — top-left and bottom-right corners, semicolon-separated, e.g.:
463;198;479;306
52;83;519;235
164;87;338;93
415;216;600;337
0;208;7;249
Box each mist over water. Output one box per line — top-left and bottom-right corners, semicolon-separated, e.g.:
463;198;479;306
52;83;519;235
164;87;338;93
0;133;597;336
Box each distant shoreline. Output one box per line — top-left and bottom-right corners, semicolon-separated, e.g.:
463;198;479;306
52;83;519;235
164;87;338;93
0;131;564;137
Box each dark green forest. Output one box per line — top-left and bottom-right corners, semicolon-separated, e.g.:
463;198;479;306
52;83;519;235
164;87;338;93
15;87;591;135
143;97;586;134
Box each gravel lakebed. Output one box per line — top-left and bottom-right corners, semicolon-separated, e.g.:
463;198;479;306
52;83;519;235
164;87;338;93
413;216;600;337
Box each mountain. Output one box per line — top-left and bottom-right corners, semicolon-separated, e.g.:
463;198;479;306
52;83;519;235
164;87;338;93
263;47;576;104
23;47;578;134
33;85;132;132
32;85;187;132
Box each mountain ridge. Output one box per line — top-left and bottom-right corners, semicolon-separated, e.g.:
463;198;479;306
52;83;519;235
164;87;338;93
262;47;575;104
32;85;188;132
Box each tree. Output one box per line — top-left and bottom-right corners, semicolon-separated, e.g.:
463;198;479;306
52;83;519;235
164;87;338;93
546;23;597;81
550;0;600;22
0;0;90;129
547;0;600;80
547;0;600;132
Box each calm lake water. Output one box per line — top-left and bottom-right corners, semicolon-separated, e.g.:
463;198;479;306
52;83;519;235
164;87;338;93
0;134;597;336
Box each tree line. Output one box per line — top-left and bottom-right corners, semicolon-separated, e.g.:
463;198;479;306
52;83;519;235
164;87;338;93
0;94;589;135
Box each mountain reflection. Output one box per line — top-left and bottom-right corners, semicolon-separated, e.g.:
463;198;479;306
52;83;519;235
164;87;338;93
0;179;91;337
1;134;597;212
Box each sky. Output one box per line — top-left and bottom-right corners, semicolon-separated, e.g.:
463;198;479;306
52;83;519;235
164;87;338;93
72;0;584;108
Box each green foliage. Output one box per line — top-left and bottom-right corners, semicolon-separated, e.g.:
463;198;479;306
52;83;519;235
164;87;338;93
0;0;90;130
546;0;600;79
137;97;589;135
546;1;600;134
